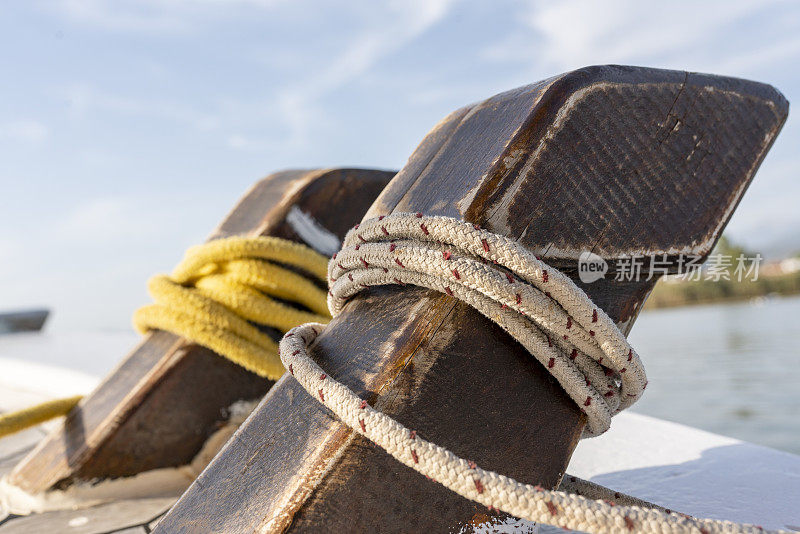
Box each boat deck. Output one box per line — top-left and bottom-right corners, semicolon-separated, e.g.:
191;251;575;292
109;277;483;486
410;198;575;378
0;341;797;533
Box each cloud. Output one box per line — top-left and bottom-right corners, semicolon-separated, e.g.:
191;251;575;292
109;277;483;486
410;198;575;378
60;83;217;130
226;133;267;151
53;195;207;248
211;0;456;152
298;2;451;101
713;36;800;74
56;197;153;244
270;0;454;148
482;0;786;72
725;158;800;244
0;120;49;143
49;0;289;33
0;236;23;279
47;1;454;153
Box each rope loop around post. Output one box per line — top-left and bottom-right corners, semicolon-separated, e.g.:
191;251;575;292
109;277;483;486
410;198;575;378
281;323;785;533
282;213;792;531
327;212;646;436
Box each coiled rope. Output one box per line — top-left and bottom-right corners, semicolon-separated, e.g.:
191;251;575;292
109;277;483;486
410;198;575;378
329;212;645;436
0;235;330;439
280;212;788;534
133;235;330;379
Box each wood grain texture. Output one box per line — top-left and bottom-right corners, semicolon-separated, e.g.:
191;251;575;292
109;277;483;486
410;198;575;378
7;168;395;494
156;65;788;534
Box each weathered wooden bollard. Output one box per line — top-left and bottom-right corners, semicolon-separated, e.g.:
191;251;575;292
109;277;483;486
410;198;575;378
6;168;394;495
154;66;787;533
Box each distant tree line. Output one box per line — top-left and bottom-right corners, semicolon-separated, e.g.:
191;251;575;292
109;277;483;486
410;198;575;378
645;235;800;309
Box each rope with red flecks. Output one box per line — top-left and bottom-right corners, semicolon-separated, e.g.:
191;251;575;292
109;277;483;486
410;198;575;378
328;212;645;436
281;325;782;533
279;213;788;533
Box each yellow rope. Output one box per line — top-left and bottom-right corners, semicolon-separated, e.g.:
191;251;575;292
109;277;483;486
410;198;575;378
134;235;331;378
0;235;331;439
0;396;83;439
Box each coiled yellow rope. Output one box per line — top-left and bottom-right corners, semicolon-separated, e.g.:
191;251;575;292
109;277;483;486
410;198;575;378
134;235;330;379
0;235;331;439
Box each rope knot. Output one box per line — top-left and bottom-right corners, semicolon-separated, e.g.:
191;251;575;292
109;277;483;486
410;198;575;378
326;213;646;436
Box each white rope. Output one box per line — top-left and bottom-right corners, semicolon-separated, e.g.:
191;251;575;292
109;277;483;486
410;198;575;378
329;212;645;436
281;325;782;533
279;213;788;533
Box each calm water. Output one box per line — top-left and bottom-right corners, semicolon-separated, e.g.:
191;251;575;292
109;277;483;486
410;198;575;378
629;295;800;455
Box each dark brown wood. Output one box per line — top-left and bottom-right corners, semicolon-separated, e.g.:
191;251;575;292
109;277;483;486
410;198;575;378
155;65;788;534
7;168;395;493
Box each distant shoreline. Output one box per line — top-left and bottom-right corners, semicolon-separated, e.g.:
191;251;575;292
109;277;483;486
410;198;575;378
643;270;800;310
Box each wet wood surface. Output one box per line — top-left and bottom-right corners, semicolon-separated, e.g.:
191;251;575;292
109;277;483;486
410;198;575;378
6;168;395;495
155;66;788;533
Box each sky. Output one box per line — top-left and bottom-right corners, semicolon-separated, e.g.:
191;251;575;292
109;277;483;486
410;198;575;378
0;0;798;332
